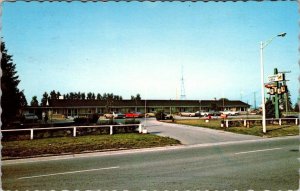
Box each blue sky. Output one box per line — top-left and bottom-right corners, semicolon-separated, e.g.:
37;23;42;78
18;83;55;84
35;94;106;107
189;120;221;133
2;1;298;107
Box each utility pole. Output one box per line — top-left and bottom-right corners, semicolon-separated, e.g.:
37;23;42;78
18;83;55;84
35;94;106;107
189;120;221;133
253;92;256;109
180;65;186;100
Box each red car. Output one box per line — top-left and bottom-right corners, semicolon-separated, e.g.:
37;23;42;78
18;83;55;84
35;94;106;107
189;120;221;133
125;112;144;118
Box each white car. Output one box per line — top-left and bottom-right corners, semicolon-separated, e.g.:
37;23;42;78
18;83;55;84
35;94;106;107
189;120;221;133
179;112;196;117
104;112;125;119
220;110;239;116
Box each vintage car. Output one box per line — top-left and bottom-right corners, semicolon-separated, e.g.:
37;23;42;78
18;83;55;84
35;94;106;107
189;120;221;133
125;112;144;118
220;110;239;116
104;112;125;119
179;112;196;117
21;113;39;122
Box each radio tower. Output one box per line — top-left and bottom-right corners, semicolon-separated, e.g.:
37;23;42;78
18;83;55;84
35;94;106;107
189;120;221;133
180;65;186;100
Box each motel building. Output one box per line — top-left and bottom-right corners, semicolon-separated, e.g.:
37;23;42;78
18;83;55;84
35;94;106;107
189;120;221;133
26;99;250;118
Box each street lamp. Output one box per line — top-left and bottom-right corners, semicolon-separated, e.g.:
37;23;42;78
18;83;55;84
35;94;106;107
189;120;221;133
260;32;286;134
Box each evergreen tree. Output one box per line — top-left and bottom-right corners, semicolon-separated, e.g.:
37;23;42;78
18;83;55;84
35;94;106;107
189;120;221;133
96;93;102;100
69;92;75;100
30;96;39;106
294;102;299;112
92;93;96;100
265;98;275;118
19;90;28;107
87;92;92;100
56;91;61;99
64;93;70;100
1;41;27;127
136;93;141;100
280;92;293;112
77;92;81;100
41;92;49;106
50;90;57;100
131;94;141;101
81;92;86;100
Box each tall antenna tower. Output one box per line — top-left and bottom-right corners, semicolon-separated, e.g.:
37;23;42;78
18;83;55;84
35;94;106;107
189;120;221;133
180;65;186;100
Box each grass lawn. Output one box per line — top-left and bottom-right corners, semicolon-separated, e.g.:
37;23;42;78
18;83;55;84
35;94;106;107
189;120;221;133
2;133;180;159
173;119;298;137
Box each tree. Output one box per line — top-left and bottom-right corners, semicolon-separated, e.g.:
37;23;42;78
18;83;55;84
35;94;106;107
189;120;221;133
219;98;229;101
50;90;57;100
265;98;275;118
1;41;27;127
155;110;166;120
56;91;61;99
136;94;141;100
69;92;75;100
279;92;293;112
294;102;299;112
75;92;81;100
19;91;28;107
81;92;86;100
41;92;49;106
30;96;39;107
91;93;96;100
96;93;102;100
131;94;141;101
64;93;70;100
87;92;93;100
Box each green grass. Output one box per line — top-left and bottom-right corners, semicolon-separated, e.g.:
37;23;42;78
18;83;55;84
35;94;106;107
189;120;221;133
173;119;298;137
2;133;180;159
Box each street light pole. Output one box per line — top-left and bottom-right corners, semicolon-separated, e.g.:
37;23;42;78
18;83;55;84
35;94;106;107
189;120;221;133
260;41;267;133
260;32;286;134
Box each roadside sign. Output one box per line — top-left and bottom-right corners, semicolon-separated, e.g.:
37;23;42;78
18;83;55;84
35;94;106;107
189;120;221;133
265;83;276;88
268;73;284;82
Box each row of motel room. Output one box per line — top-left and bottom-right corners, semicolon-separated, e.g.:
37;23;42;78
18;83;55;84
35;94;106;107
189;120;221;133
26;99;250;117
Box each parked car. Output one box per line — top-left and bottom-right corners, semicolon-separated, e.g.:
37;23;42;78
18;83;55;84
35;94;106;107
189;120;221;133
211;111;221;116
220;110;239;116
21;113;39;122
104;112;125;119
179;112;196;117
125;112;144;118
145;112;156;118
165;114;174;120
195;111;211;117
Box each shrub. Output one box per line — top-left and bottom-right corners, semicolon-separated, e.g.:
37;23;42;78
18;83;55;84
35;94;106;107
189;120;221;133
229;120;243;127
124;119;140;124
74;117;88;124
89;114;99;124
97;119;118;125
155;110;166;120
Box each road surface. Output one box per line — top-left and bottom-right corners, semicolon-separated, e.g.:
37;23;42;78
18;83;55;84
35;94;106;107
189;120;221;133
143;118;262;145
3;136;298;190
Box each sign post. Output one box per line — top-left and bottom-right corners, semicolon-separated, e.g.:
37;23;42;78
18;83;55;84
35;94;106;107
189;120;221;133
266;68;289;119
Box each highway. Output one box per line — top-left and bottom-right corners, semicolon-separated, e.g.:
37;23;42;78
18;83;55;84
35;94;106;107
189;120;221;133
2;136;298;190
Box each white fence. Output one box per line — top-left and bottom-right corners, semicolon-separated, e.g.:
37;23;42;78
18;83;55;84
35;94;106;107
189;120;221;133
224;118;298;128
1;124;144;140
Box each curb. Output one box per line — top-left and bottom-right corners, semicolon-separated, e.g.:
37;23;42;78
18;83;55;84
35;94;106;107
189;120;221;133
2;136;297;165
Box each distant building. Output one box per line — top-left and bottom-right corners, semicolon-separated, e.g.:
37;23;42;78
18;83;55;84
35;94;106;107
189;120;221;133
25;99;250;117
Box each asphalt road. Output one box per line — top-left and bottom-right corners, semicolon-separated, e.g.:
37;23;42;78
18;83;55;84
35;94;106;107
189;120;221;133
3;136;298;190
142;118;262;145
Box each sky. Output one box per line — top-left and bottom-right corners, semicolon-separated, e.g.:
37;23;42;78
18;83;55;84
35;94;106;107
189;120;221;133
2;1;298;107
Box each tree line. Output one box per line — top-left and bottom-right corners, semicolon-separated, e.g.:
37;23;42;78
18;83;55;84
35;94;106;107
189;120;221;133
30;90;142;107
